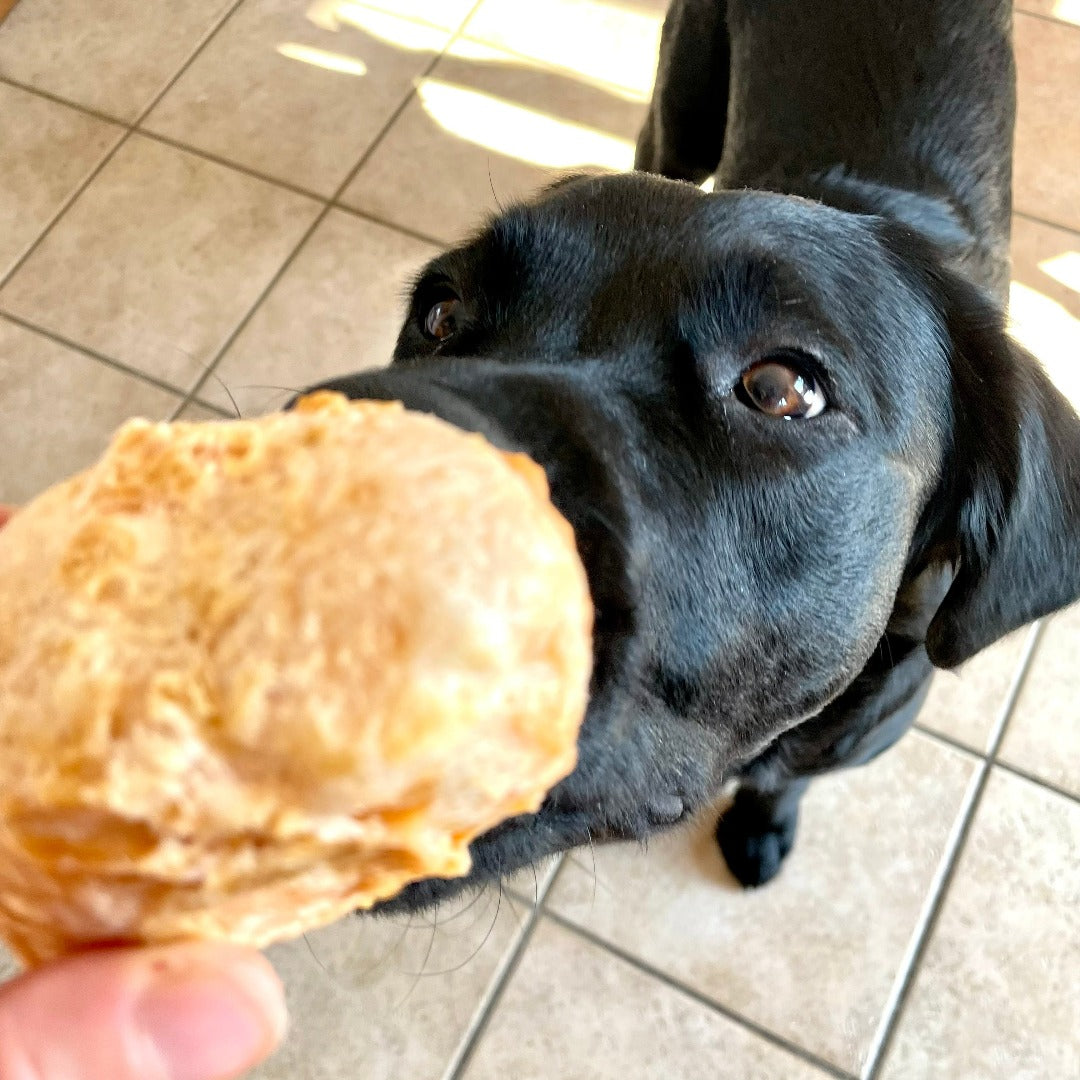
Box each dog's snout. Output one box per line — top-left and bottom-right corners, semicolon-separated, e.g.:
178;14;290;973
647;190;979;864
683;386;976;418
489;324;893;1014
300;361;643;685
294;369;521;455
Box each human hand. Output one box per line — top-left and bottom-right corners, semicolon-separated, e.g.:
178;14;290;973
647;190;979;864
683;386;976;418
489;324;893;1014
0;942;286;1080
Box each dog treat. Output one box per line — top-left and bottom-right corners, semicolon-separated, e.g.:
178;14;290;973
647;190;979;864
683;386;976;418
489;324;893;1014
0;392;592;966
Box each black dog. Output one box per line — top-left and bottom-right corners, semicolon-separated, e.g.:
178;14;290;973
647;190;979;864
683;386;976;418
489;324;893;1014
303;0;1080;906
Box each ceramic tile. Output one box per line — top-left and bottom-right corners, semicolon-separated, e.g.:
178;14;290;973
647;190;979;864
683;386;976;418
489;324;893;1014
0;135;320;390
462;918;831;1080
547;732;979;1073
1013;13;1080;234
0;81;123;281
916;627;1030;751
1015;0;1080;27
341;38;645;244
998;604;1080;797
145;0;450;196
0;0;234;121
880;768;1080;1080
0;316;181;504
207;209;438;415
462;0;665;98
1009;213;1080;410
251;888;530;1080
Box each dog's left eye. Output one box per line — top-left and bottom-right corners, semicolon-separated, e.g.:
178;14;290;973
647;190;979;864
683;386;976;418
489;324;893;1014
423;297;463;342
737;356;827;419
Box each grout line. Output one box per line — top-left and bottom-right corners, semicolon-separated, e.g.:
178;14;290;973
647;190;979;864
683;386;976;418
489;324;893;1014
183;396;240;420
1014;6;1080;32
910;722;986;761
0;311;190;403
332;201;447;248
860;619;1046;1079
132;128;449;252
1013;208;1080;240
132;0;249;124
0;131;132;294
0;0;246;296
0;74;128;126
914;717;1080;806
169;0;488;421
440;852;563;1080
1015;207;1080;239
989;757;1080;805
541;908;859;1080
1;93;444;256
2;78;447;287
134;129;331;204
859;766;984;1079
165;215;335;420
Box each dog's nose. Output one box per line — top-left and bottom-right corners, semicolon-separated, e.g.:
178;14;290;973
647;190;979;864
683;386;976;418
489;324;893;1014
291;369;521;455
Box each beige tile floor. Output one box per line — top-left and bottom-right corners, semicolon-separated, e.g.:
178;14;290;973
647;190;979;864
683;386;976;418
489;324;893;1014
1;1;1078;1077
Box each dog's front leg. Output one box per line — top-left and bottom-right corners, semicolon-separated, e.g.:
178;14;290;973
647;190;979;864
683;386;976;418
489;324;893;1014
715;775;811;887
636;0;730;182
717;643;934;886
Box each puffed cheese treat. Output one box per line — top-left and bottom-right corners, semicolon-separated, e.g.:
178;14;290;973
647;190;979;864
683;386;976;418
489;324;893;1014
0;392;592;965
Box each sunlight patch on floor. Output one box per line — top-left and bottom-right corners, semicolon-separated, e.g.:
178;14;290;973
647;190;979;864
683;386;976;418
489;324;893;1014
463;0;662;98
276;42;368;76
1038;249;1080;294
1010;279;1080;410
416;77;636;170
1051;0;1080;27
305;1;447;51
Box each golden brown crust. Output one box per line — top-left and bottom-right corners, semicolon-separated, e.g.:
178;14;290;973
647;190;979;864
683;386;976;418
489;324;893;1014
0;392;592;965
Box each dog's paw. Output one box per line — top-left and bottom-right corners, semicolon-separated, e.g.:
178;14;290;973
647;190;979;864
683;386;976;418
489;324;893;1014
715;796;798;888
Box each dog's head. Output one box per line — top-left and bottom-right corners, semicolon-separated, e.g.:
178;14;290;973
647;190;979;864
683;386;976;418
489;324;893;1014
304;173;1080;908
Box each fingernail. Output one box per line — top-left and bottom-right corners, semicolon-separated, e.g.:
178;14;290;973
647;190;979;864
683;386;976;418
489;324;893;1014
136;952;287;1080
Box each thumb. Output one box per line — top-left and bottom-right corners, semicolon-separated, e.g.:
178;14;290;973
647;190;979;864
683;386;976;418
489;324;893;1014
0;942;287;1080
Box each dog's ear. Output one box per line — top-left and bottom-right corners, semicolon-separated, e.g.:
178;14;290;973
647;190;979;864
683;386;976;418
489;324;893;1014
909;252;1080;668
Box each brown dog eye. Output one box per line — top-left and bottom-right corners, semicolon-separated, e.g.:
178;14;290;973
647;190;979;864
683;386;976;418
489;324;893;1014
423;297;462;341
738;358;827;419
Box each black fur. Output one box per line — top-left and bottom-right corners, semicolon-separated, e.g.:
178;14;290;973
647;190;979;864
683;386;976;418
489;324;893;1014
299;0;1080;903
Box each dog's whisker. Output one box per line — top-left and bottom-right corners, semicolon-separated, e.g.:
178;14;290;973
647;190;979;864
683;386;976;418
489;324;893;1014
303;919;413;995
303;930;330;976
501;881;532;932
396;905;439;1006
583;826;599;913
234;383;305;393
207;370;243;419
487;159;504;213
429;885;488;928
408;889;504;976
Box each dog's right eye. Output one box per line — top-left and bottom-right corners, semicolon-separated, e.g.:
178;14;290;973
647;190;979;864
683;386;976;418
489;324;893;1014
737;355;827;419
423;297;463;342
